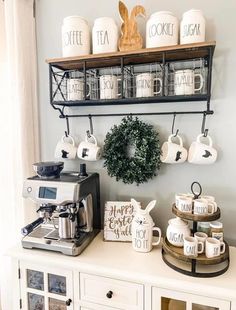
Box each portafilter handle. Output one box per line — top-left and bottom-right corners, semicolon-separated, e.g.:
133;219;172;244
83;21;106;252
21;218;44;236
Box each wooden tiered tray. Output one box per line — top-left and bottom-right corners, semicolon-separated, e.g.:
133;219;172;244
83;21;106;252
162;193;230;277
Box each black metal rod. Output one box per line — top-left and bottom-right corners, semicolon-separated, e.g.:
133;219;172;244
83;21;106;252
60;110;214;119
83;61;87;100
121;57;124;98
207;47;213;111
193;221;198;234
162;52;166;97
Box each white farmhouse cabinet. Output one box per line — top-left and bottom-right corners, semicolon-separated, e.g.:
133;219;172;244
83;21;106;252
7;233;236;310
19;262;73;310
152;287;230;310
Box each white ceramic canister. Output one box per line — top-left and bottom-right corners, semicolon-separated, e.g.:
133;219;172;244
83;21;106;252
166;217;191;247
180;9;205;45
62;16;90;57
146;11;179;48
92;17;118;54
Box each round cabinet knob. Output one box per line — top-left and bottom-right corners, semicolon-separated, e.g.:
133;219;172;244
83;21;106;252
106;291;113;299
65;299;72;306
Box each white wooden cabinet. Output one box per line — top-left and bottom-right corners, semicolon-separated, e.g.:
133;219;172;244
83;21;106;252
152;287;230;310
7;233;236;310
19;262;73;310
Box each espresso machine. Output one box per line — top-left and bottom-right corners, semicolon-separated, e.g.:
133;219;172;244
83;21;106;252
21;162;101;256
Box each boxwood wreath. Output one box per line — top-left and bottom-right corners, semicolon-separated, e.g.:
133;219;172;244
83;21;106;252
103;116;161;185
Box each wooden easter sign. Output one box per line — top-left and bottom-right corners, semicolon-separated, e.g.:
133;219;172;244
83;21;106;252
118;1;146;51
104;201;137;242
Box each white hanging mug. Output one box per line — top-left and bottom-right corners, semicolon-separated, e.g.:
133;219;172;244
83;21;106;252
161;134;188;164
55;135;77;160
188;134;217;164
77;134;102;161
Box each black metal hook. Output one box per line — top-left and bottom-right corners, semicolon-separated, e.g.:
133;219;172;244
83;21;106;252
171;113;179;137
201;112;209;137
65;116;70;137
87;114;94;138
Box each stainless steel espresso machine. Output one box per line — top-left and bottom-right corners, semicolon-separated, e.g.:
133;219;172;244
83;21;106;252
21;162;101;256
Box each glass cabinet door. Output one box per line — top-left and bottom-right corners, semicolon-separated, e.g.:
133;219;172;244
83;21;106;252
20;262;73;310
161;297;186;310
153;287;230;310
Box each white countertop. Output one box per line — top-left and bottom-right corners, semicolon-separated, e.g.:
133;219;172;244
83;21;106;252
7;232;236;301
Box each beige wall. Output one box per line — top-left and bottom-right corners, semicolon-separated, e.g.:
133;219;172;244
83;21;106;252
36;0;236;245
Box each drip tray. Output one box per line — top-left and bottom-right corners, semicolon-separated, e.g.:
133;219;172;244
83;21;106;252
45;229;60;240
28;227;52;238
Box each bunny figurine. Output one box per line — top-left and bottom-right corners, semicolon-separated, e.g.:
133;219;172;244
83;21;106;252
131;198;161;253
118;1;146;51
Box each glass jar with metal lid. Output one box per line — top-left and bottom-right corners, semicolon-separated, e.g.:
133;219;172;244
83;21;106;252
210;221;223;241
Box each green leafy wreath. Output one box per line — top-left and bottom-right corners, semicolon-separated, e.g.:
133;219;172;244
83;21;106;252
103;116;161;185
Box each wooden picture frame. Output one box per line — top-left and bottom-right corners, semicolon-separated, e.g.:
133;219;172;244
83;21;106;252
103;201;137;242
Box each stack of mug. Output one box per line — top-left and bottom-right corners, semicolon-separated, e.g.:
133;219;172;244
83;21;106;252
54;133;102;162
167;193;226;259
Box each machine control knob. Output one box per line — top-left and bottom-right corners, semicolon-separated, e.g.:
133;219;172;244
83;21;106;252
27;187;32;193
106;291;113;299
65;299;72;306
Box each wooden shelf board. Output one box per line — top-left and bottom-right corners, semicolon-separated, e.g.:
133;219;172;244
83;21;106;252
47;41;216;70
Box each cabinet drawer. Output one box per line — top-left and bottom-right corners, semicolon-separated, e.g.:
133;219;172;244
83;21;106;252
80;273;143;310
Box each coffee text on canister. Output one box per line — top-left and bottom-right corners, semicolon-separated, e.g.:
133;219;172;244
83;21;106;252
63;31;83;46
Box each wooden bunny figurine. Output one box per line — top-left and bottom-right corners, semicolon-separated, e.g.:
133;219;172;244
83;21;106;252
118;1;146;51
131;198;161;253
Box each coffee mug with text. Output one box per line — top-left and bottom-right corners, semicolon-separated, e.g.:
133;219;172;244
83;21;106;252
136;73;162;98
100;75;121;99
205;237;225;258
193;198;217;215
174;69;204;95
67;78;90;101
184;236;204;257
175;196;193;213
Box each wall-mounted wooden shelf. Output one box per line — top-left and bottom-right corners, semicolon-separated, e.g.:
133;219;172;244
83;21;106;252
47;41;216;70
47;41;215;119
